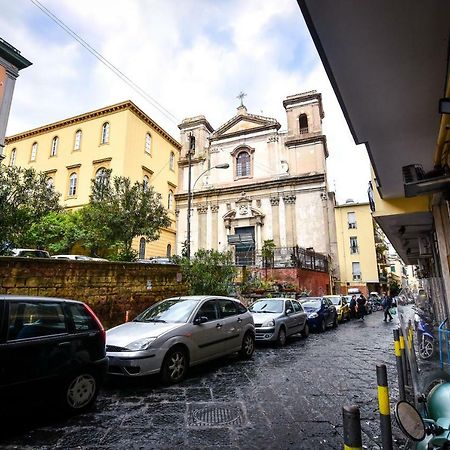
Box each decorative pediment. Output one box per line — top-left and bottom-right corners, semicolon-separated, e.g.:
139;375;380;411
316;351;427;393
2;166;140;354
211;112;281;141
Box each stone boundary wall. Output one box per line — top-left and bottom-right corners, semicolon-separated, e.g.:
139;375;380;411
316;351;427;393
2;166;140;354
0;257;188;328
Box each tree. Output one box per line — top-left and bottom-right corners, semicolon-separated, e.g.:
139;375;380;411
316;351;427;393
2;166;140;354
261;239;276;269
84;171;171;261
175;249;237;296
21;211;83;255
0;165;60;253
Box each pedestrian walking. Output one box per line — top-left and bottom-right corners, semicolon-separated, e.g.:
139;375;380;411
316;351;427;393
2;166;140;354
381;292;393;322
357;294;367;320
349;295;357;319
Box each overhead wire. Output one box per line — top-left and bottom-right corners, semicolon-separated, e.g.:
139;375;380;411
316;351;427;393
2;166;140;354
29;0;180;126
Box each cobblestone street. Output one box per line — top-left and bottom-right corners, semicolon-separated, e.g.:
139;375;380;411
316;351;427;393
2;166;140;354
2;311;405;449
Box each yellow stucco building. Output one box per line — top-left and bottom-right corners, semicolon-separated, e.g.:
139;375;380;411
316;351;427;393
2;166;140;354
4;100;180;258
335;201;380;295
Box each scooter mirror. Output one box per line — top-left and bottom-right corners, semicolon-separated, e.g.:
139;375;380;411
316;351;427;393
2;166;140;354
395;401;426;441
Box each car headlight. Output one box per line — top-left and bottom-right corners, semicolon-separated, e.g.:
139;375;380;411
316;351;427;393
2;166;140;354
308;312;318;319
125;337;156;351
262;319;275;327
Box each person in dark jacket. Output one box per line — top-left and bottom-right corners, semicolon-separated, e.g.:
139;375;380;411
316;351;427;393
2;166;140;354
349;295;357;319
357;294;367;320
382;292;393;322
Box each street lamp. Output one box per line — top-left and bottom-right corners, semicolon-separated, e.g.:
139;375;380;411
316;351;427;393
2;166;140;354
186;160;229;260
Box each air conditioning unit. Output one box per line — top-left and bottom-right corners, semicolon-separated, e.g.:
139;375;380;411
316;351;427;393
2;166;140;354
403;164;450;197
418;236;432;258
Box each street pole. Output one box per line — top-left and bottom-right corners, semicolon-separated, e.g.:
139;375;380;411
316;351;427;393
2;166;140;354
186;134;194;260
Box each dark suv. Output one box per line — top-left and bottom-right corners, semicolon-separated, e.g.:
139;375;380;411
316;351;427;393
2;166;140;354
0;295;107;414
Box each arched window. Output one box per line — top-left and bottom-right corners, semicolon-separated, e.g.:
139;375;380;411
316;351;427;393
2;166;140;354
50;136;59;156
167;190;174;209
166;243;172;258
68;173;77;196
169;151;175;170
30;142;38;161
299;114;308;134
143;175;150;192
101;122;110;144
74;130;82;150
145;133;152;154
139;237;146;259
47;177;54;189
9;148;17;166
96;167;108;185
236;151;250;177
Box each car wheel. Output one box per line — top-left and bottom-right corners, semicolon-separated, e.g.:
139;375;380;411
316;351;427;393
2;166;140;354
277;327;287;346
63;371;99;413
332;315;338;329
239;332;255;359
161;347;189;384
320;319;326;332
301;322;309;338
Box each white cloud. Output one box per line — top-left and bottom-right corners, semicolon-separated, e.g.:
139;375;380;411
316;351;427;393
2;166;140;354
2;0;370;203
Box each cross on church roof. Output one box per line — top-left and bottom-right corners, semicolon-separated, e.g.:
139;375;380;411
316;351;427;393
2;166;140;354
236;91;247;107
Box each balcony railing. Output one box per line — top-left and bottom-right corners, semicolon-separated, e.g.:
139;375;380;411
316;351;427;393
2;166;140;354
352;274;362;281
350;246;359;254
234;245;329;272
348;223;357;229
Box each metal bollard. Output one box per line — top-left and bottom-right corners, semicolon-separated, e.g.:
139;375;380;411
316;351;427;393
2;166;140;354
376;364;393;450
393;329;406;400
399;329;408;387
343;405;362;450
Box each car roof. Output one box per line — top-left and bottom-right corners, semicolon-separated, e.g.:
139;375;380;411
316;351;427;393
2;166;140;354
164;295;241;302
255;297;291;301
0;295;83;305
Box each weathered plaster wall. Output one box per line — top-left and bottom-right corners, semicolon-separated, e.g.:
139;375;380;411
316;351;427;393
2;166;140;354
0;257;188;328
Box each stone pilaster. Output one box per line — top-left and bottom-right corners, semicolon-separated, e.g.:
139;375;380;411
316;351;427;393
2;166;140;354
283;193;297;248
211;204;219;250
197;204;208;250
270;196;281;247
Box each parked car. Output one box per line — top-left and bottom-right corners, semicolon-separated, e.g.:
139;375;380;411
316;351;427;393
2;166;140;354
106;296;255;384
137;257;175;265
300;297;338;332
249;297;309;345
52;254;94;261
11;248;50;258
0;295;108;414
323;295;350;322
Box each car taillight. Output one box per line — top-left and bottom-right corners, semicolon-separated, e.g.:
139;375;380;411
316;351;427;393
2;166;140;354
83;303;106;344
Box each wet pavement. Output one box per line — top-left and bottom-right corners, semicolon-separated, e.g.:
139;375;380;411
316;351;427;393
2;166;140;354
2;311;406;449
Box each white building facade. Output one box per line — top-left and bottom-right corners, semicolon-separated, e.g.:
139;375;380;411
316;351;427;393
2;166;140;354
176;91;338;269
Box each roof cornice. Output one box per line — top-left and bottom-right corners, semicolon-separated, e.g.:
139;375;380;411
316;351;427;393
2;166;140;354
5;100;181;150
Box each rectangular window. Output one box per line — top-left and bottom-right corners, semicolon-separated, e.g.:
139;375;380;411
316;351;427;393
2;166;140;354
68;303;98;332
390;265;396;273
8;302;67;340
347;212;356;229
352;262;361;280
350;236;359;254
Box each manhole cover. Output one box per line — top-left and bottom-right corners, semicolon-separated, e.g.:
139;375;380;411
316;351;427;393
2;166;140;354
188;403;245;427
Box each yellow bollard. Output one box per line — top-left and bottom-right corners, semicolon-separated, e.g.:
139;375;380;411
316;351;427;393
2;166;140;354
377;364;393;450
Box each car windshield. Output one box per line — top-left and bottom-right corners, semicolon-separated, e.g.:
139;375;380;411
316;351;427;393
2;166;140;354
326;297;341;305
301;298;321;310
250;300;284;313
134;298;198;323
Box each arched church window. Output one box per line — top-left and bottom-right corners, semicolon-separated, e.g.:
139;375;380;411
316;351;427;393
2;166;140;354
299;114;308;134
236;151;251;177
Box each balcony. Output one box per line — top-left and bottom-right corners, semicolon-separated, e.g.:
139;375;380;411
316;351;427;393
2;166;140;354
348;223;357;229
352;274;362;281
350;246;359;254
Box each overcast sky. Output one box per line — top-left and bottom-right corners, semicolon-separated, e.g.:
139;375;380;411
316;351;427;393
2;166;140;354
2;0;371;204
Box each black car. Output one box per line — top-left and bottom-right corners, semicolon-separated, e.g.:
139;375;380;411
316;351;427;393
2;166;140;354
300;297;338;332
0;295;108;414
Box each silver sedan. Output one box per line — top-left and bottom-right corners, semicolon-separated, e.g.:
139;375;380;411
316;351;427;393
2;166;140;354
249;298;309;346
106;296;255;384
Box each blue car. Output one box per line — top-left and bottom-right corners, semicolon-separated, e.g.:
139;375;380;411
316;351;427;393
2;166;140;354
300;297;338;332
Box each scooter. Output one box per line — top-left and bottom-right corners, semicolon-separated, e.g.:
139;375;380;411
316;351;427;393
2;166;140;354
414;309;435;360
395;382;450;449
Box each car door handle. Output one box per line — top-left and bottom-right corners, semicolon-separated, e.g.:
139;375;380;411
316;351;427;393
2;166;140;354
237;317;242;323
58;341;71;347
216;323;223;329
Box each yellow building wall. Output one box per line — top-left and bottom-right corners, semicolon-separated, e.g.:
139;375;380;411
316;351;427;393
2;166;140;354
335;203;379;286
4;102;179;258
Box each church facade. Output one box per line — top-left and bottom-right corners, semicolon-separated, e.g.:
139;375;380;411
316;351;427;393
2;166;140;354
175;91;338;272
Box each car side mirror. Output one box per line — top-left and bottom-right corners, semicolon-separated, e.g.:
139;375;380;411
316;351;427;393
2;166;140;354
194;316;208;325
395;401;426;441
286;308;293;315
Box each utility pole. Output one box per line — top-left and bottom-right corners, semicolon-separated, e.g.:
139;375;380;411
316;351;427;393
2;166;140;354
186;133;195;260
